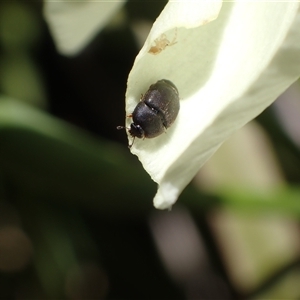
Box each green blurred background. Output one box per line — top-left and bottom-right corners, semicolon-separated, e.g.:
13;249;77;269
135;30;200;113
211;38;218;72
0;1;300;299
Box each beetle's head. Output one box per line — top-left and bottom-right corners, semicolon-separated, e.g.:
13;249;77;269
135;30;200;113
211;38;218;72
128;123;144;148
117;123;144;148
129;123;144;139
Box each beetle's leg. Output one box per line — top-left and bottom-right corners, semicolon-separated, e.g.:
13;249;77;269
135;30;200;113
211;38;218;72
128;136;135;148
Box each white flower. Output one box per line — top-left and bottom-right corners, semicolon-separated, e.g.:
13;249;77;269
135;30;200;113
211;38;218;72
43;1;300;210
125;1;300;209
43;0;125;56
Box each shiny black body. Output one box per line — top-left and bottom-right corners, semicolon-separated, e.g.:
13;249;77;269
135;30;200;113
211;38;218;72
129;79;180;140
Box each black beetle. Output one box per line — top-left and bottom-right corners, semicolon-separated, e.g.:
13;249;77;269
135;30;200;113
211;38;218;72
118;79;180;148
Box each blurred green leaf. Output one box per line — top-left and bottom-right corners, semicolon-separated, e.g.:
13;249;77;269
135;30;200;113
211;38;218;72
220;186;300;217
0;2;41;50
0;97;156;216
0;53;47;108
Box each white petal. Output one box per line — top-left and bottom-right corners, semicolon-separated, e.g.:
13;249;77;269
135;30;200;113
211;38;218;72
195;121;285;193
126;1;300;210
43;1;125;56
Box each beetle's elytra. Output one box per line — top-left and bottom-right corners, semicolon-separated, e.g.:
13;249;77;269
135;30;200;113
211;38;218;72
117;79;180;148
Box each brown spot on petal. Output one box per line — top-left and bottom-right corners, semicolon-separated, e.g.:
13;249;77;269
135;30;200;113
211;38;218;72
148;29;177;55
